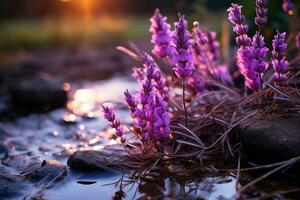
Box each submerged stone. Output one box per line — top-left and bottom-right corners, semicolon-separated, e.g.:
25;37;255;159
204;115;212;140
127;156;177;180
239;114;300;164
0;173;27;198
23;160;67;182
67;145;130;172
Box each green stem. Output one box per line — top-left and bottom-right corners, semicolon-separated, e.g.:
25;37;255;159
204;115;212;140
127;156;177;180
259;73;263;91
182;78;188;127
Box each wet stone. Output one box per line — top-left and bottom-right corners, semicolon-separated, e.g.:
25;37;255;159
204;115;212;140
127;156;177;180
239;114;300;164
9;75;68;112
24;160;67;182
67;145;130;172
0;173;27;198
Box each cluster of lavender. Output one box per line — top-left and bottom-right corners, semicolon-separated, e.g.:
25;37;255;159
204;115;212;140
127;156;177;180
102;2;296;148
228;4;262;89
103;53;171;146
150;9;232;94
228;1;289;89
272;32;289;82
130;54;170;142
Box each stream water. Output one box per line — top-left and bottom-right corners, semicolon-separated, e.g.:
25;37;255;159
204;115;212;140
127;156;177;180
1;77;238;200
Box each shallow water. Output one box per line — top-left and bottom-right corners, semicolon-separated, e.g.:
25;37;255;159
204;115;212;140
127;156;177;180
1;76;238;200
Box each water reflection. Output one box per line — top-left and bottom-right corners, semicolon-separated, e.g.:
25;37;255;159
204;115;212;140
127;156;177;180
46;170;237;200
67;77;138;117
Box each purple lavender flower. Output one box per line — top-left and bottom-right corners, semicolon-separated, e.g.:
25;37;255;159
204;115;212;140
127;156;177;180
272;32;289;82
132;67;144;82
192;22;208;67
193;22;208;46
234;33;269;90
251;32;269;87
187;71;206;94
150;9;174;58
152;95;170;139
172;15;194;78
282;0;294;15
192;22;219;67
101;105;125;143
237;46;261;90
228;4;264;90
124;89;137;118
206;31;220;62
153;70;168;101
213;65;233;85
132;53;170;142
255;0;268;27
227;4;251;47
296;32;300;49
132;55;156;142
192;22;220;63
142;54;168;100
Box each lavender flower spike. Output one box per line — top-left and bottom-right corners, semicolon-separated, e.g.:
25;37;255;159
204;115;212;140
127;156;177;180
150;9;174;58
193;21;208;46
124;89;137;118
134;53;156;142
206;31;220;62
296;32;300;49
251;32;269;87
227;4;251;47
153;95;170;139
142;53;168;101
101;105;125;143
237;47;260;90
191;21;209;66
172;15;194;78
272;32;289;82
255;0;268;27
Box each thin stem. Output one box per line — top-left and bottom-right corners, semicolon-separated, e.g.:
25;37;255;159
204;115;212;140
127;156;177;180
259;73;263;91
182;78;188;127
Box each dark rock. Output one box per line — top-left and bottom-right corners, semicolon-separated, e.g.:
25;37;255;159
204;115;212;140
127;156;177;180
23;160;67;182
0;142;8;154
9;75;68;112
67;145;131;172
239;114;300;164
0;173;27;198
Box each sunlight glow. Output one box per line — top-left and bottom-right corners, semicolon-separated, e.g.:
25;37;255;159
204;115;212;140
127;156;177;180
68;89;97;116
288;10;294;16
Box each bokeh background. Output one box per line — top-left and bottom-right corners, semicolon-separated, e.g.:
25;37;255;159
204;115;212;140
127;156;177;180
0;0;299;52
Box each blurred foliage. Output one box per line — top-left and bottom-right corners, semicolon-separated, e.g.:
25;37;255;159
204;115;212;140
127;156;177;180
0;17;149;52
191;0;300;45
0;0;299;51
